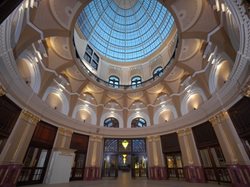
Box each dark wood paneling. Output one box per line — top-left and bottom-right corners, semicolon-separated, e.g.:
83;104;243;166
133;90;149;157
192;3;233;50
31;121;58;148
192;121;219;148
228;96;250;137
0;0;24;24
70;133;89;152
161;133;181;153
0;96;21;136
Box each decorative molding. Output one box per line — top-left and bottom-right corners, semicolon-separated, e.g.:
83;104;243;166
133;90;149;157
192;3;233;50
58;127;73;137
177;128;192;136
89;135;103;142
20;110;40;124
209;111;228;126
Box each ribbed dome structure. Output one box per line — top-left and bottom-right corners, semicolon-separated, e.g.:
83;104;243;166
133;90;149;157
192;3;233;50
77;0;174;62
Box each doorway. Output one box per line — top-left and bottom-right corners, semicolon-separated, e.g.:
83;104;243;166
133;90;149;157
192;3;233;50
17;147;51;185
165;153;184;179
17;121;57;186
102;138;147;179
199;146;231;183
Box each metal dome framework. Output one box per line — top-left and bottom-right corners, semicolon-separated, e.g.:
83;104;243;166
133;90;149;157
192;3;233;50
77;0;174;62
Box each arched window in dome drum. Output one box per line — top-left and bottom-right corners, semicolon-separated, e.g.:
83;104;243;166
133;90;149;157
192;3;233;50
131;76;142;89
153;66;163;78
104;117;119;128
131;118;146;128
109;76;120;88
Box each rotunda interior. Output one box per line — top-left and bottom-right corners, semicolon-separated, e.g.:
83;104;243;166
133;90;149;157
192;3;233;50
0;0;249;186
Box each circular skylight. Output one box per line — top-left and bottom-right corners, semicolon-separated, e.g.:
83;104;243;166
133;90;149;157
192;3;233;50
77;0;174;62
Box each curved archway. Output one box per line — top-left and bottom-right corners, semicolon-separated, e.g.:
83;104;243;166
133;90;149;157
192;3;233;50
131;117;147;128
72;103;97;125
42;87;69;115
209;60;232;94
181;88;207;115
104;117;119;128
100;111;123;128
17;53;41;94
153;104;178;124
127;111;150;128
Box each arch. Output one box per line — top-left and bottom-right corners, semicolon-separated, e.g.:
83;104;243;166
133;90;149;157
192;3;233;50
108;75;120;88
100;111;124;128
72;103;97;125
104;117;119;128
17;52;41;94
131;76;142;88
42;87;69;115
127;111;150;128
131;117;147;128
209;57;233;94
153;104;178;124
153;66;163;78
129;100;147;109
181;88;207;115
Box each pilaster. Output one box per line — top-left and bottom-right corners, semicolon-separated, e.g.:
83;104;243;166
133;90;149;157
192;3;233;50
177;128;205;183
210;111;250;187
0;110;39;187
85;135;103;180
147;136;166;180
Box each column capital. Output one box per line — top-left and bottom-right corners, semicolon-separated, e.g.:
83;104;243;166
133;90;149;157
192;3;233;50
58;127;73;137
243;84;250;97
0;85;6;96
20;110;40;125
89;135;103;142
177;128;192;136
209;111;227;126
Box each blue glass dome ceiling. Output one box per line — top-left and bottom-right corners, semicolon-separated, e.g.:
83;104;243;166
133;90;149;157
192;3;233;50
77;0;174;62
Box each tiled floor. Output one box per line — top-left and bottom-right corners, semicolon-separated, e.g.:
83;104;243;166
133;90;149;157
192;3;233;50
23;172;231;187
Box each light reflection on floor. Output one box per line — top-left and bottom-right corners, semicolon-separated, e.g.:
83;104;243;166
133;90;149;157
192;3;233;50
23;171;231;187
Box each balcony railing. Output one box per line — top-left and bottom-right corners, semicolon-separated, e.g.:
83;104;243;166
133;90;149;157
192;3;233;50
73;36;178;91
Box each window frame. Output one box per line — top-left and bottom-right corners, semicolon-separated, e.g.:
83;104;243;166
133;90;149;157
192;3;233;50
131;76;142;88
109;76;120;88
104;117;119;128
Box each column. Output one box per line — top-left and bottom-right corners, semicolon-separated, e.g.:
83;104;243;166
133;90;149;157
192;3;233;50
210;111;250;187
84;135;103;180
177;128;206;183
44;127;75;184
147;136;166;180
0;110;40;187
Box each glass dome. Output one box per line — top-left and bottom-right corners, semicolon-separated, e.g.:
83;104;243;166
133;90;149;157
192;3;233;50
77;0;174;63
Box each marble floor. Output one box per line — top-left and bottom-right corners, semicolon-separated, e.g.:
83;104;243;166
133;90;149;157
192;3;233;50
23;172;231;187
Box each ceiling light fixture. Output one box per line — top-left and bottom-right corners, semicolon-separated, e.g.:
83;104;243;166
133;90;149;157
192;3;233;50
122;140;129;149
